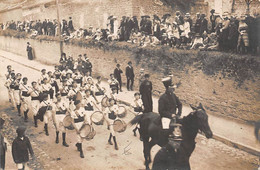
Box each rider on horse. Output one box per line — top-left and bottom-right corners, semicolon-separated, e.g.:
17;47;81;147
159;77;182;142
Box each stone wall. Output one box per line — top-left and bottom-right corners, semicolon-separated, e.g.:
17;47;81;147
0;35;259;123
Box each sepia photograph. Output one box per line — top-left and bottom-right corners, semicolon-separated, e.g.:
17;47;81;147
0;0;259;169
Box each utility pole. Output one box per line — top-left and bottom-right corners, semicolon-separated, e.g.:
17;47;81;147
56;0;63;57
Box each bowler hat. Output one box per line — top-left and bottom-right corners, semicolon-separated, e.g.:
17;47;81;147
128;61;132;64
16;127;26;134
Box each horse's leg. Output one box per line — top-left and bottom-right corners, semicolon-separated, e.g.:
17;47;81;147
147;139;156;164
143;139;150;170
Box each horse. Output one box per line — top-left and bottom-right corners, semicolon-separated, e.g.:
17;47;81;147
130;103;213;170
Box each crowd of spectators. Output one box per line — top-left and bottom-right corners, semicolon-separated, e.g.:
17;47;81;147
0;10;259;54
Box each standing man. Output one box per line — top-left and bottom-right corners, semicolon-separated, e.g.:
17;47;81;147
194;13;201;34
12;127;34;170
210;9;216;32
114;64;123;92
125;61;134;91
68;17;74;33
0;118;7;170
139;74;153;113
158;77;182;136
26;42;33;60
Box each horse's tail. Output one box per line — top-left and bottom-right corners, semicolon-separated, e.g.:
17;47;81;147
130;114;143;125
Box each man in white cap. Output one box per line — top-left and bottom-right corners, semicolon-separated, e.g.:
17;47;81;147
158;77;182;136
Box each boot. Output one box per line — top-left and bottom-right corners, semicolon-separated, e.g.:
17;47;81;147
79;143;84;158
108;133;113;145
55;131;59;144
17;104;21;116
62;133;69;147
75;143;80;151
24;110;29;122
33;116;38;127
44;124;49;136
113;136;118;150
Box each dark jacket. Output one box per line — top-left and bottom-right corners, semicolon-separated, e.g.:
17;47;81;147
0;133;7;156
114;68;123;80
125;65;134;78
158;91;182;119
12;136;34;163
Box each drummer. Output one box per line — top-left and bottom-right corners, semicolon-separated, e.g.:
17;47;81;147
47;71;59;95
104;98;119;150
59;79;70;104
53;93;69;147
131;92;144;139
38;69;48;85
72;69;83;87
5;72;16;108
19;77;31;122
108;74;119;94
28;81;41;127
83;89;99;124
66;73;74;88
82;71;92;86
41;77;53;100
61;66;73;80
67;81;79;102
95;76;106;96
39;94;54;136
85;78;99;104
13;73;22;116
108;86;119;105
54;65;62;81
71;100;86;158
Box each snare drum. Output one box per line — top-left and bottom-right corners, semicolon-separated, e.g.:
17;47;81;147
118;105;127;118
80;124;96;140
91;111;104;125
63;115;74;130
113;119;127;133
101;96;109;107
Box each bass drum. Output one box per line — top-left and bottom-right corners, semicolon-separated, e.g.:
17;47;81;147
79;124;96;140
113;119;127;133
118;105;127;118
101;96;109;107
63;115;74;130
91;111;104;125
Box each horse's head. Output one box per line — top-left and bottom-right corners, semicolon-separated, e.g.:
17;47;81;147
190;103;213;139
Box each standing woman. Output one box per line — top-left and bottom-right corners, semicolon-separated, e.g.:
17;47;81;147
26;42;34;60
237;14;249;54
104;98;119;150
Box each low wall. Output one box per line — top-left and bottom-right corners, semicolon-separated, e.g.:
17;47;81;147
0;35;259;123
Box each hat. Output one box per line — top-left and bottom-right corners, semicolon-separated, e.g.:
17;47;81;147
134;92;140;96
144;74;150;78
41;69;46;72
185;13;191;17
162;77;174;88
74;100;81;106
116;64;120;67
196;12;200;15
111;86;117;91
128;61;132;64
140;68;144;72
210;9;215;13
16;127;26;134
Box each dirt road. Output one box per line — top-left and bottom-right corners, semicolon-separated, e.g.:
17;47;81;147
0;56;258;170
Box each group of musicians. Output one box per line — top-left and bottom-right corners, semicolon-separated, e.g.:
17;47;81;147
4;54;146;159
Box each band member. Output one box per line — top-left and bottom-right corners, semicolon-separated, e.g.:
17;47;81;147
104;98;119;150
39;94;54;136
59;80;69;103
108;74;119;93
71;100;86;158
12;127;34;170
28;81;41;127
126;61;135;91
61;66;73;80
131;92;144;138
38;69;48;85
41;77;53;100
159;77;182;136
5;72;16;107
68;81;79;102
95;76;106;96
5;65;12;79
139;74;153;113
85;78;99;103
66;73;74;87
13;73;22;116
72;69;83;87
108;87;119;105
82;71;92;86
53;93;69;147
47;71;59;94
83;89;99;121
113;64;123;92
19;77;31;122
53;65;62;81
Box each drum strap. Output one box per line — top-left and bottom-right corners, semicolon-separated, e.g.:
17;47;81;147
74;116;84;123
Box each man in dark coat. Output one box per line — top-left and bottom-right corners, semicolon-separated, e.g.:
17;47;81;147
84;57;93;76
26;42;33;60
0;118;7;170
210;9;216;32
194;13;201;34
114;64;123;92
158;77;182;134
68;17;74;33
139;74;153;113
146;16;152;35
200;14;208;35
12;127;34;170
132;16;139;32
125;61;134;91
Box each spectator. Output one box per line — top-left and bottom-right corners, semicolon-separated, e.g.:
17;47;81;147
114;64;123;92
12;127;34;170
26;42;34;60
210;9;216;32
237;14;249;54
194;13;201;34
68;17;74;33
200;14;208;35
126;61;135;91
139;74;153;113
0;118;7;170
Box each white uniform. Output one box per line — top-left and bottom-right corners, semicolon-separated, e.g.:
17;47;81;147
13;79;21;106
83;95;96;124
67;88;79;101
39;99;54;124
38;74;48;84
5;77;16;107
104;105;119;136
60;84;70;104
54;100;68;132
131;99;144;115
28;88;40;116
71;107;86;143
19;83;31;112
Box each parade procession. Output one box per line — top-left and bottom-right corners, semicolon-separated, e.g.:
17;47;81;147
0;0;260;170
